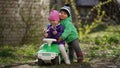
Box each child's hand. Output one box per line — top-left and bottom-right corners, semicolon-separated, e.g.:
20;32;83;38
43;28;49;33
53;31;57;35
44;33;48;37
58;37;62;42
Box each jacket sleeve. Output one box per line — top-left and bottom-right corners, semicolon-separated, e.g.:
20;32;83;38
54;26;64;39
46;31;52;38
46;25;52;38
61;21;72;40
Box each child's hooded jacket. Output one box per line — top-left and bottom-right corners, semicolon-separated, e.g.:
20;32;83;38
60;16;78;43
60;4;79;43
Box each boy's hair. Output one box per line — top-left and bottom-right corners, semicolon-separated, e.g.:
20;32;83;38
48;10;60;21
60;4;71;17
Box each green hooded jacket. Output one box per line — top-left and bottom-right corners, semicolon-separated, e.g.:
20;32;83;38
60;16;78;43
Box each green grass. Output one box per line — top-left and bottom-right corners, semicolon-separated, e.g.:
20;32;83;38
80;25;120;63
0;44;38;65
0;25;120;66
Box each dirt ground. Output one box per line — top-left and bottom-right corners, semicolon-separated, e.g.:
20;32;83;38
1;61;120;68
1;44;120;68
1;61;91;68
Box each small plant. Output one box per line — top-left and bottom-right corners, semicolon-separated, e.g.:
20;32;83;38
70;0;112;40
86;45;120;60
0;46;15;58
0;44;38;65
16;44;37;59
107;34;119;45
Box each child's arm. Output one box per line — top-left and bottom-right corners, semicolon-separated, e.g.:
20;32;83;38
53;25;64;39
44;24;52;38
44;33;48;37
61;21;72;40
46;30;53;38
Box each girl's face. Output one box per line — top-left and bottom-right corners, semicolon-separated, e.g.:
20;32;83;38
59;11;68;19
50;20;59;25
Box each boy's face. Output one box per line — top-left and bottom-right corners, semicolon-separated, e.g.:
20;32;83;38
59;11;68;19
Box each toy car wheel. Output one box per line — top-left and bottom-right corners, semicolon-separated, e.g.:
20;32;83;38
51;55;61;64
38;59;44;65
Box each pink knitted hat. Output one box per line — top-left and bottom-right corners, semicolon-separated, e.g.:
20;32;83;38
48;10;60;21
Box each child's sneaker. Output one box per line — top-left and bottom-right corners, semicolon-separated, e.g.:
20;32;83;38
65;59;71;65
77;58;83;63
76;52;83;63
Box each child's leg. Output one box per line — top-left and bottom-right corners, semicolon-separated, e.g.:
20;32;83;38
67;44;74;62
59;44;70;64
68;39;83;63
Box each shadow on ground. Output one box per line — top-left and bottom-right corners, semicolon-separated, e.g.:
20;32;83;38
1;62;92;68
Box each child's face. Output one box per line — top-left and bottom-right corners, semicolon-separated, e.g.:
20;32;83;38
59;11;68;19
50;20;59;25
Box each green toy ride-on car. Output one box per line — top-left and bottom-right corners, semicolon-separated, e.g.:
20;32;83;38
37;38;62;65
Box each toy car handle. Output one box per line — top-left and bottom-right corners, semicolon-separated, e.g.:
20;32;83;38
43;38;57;46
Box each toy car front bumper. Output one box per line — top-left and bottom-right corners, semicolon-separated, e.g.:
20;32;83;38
38;52;58;60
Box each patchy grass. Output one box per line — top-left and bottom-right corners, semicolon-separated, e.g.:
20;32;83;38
80;25;120;65
0;44;38;65
0;25;120;68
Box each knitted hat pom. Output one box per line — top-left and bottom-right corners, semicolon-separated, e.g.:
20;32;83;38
64;3;70;7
